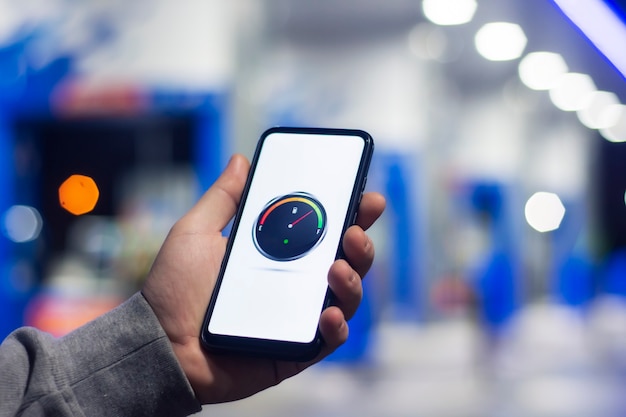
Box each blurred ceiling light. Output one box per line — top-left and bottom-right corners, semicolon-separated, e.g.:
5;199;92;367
518;52;568;90
475;22;527;61
422;0;477;26
408;23;449;62
525;192;566;233
600;105;626;142
576;91;621;129
548;72;596;111
553;0;626;78
3;205;43;243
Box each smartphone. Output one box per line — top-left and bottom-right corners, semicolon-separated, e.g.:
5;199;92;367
200;127;374;361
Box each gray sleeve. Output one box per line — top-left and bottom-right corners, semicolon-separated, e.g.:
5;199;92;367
0;293;202;417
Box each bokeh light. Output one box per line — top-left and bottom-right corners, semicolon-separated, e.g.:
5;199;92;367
518;52;568;90
549;72;596;111
422;0;477;26
475;22;527;61
577;91;621;129
525;192;566;233
59;175;100;216
600;104;626;142
2;205;43;243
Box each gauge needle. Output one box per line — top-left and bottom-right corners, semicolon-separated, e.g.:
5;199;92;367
288;209;314;228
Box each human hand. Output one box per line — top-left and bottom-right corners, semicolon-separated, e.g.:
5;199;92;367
142;154;385;404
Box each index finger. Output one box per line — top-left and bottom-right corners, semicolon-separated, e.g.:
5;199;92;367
179;154;250;233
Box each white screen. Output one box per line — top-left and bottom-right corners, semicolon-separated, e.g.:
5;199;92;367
208;131;365;343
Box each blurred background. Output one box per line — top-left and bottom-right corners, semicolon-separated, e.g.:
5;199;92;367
1;0;626;415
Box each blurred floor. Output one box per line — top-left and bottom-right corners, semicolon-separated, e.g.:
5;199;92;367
199;300;626;417
201;319;487;417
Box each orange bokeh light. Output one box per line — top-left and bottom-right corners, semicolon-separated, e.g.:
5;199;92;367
59;174;100;215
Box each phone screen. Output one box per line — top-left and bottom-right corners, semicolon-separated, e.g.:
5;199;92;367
206;129;370;346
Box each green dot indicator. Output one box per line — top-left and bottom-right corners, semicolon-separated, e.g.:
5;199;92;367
283;239;289;244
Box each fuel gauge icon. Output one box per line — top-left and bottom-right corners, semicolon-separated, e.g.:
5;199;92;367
253;192;327;261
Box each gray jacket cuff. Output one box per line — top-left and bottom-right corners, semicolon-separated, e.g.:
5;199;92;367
56;292;202;417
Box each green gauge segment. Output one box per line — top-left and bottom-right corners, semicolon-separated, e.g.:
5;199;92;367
253;192;327;261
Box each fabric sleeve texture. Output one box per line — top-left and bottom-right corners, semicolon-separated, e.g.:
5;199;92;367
0;293;202;417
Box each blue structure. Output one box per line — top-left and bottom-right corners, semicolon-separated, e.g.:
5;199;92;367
603;249;626;297
469;183;521;332
550;197;595;307
0;39;228;339
383;152;423;320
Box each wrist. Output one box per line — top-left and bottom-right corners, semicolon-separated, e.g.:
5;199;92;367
171;340;225;404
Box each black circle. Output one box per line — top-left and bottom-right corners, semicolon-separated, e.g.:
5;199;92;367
253;193;327;261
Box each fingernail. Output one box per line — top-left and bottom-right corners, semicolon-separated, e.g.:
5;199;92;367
338;319;347;333
364;236;372;252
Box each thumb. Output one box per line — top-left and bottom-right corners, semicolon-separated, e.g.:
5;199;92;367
180;154;250;233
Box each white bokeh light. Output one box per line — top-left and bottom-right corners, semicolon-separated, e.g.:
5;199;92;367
518;52;568;90
549;72;596;111
475;22;527;61
422;0;477;26
3;205;43;243
525;192;566;233
577;90;621;129
600;104;626;142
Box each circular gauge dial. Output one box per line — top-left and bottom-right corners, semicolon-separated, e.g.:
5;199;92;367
253;193;327;261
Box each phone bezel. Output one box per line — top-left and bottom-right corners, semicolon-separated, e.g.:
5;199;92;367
200;126;374;361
